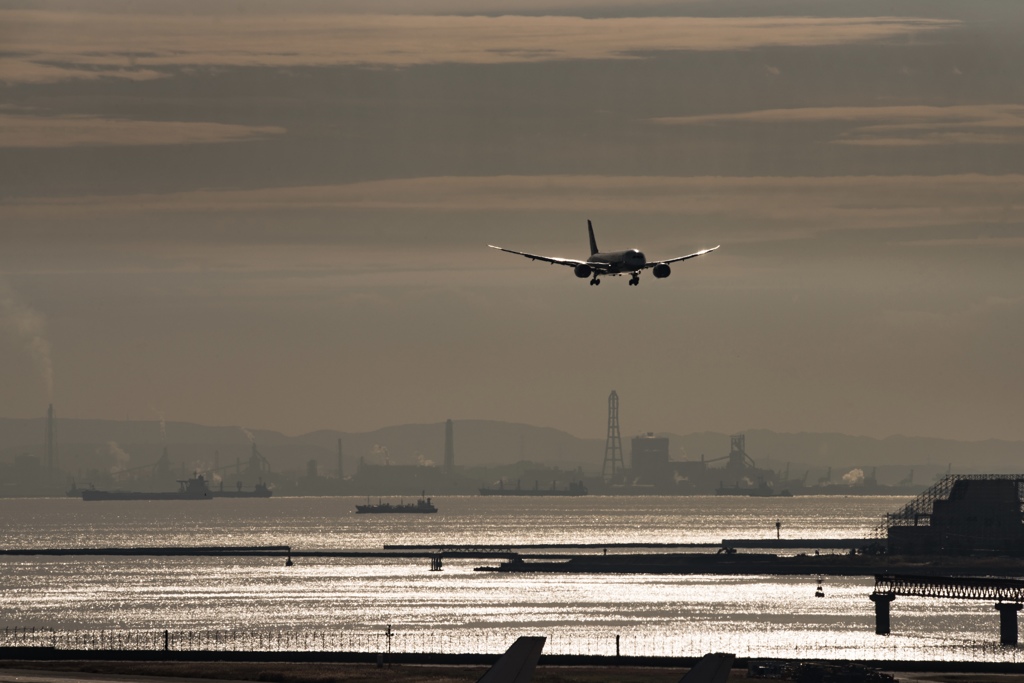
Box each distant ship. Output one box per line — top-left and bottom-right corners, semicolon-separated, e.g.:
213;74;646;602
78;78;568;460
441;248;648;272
356;492;437;514
479;480;588;496
210;479;273;498
81;475;272;501
81;475;213;501
715;482;793;498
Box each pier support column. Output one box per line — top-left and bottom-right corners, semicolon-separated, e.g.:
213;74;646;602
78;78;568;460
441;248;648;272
995;602;1022;645
870;592;895;635
430;554;443;571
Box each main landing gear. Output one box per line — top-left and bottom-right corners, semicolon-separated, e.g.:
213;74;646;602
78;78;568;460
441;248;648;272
589;277;601;286
628;274;641;286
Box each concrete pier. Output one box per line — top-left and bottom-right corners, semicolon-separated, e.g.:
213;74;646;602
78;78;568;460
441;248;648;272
870;592;895;635
995;602;1022;645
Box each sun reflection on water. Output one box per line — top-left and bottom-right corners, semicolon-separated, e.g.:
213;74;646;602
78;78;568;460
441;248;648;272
0;496;1020;662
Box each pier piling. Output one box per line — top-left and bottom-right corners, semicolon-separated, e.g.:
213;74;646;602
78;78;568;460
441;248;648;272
870;592;895;635
995;602;1022;645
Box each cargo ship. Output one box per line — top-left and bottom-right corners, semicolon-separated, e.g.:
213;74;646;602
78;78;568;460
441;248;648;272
479;480;588;496
210;479;273;498
81;475;213;501
80;475;272;501
356;492;437;514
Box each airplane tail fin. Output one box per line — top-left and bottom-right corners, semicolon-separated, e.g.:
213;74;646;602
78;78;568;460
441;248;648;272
476;636;546;683
587;220;599;255
677;652;735;683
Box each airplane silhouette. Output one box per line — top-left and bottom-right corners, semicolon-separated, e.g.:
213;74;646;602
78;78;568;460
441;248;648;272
489;220;718;286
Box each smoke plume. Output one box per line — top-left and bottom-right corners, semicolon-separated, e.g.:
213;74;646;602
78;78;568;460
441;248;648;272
151;408;167;442
0;281;54;400
108;441;131;474
842;468;865;485
372;444;390;465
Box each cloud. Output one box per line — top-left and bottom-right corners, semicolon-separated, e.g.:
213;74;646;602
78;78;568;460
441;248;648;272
0;10;956;84
653;104;1024;146
3;174;1023;243
0;114;286;148
898;236;1024;248
0;58;164;86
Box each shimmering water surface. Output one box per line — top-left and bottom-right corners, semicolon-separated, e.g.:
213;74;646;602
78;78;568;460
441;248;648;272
1;495;1018;662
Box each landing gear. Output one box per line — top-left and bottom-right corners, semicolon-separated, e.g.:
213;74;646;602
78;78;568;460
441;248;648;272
628;274;640;286
589;278;601;286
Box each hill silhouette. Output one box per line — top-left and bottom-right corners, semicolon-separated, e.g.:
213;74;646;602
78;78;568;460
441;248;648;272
1;416;1020;485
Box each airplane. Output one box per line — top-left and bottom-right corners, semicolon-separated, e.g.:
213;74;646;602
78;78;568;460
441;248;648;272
488;220;719;286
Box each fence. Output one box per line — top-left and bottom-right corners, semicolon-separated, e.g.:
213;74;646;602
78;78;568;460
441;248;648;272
2;626;1024;664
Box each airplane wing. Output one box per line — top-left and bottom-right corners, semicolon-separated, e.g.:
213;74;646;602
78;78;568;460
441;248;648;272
642;245;720;268
488;245;610;270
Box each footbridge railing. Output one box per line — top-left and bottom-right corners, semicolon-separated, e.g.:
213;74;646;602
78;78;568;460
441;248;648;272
875;574;1024;602
872;573;1024;645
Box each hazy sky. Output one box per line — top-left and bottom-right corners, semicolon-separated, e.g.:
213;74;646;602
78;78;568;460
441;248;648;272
1;0;1022;442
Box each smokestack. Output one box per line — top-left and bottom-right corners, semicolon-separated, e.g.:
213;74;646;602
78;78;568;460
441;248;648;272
444;419;454;474
45;403;56;470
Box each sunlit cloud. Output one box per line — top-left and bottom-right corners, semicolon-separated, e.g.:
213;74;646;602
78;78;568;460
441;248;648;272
653;104;1024;146
897;236;1024;248
4;174;1022;242
0;10;956;84
0;57;164;85
0;114;286;148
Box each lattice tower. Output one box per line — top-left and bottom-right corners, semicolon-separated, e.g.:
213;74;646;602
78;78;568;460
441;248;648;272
602;390;624;481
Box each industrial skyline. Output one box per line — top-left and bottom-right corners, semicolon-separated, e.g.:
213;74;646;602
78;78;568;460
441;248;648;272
1;0;1022;443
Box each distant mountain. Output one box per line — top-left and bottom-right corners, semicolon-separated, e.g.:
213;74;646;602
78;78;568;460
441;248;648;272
0;416;1020;479
0;416;603;475
666;429;1022;469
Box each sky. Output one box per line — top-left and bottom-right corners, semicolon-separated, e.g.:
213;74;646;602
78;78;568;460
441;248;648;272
1;0;1022;443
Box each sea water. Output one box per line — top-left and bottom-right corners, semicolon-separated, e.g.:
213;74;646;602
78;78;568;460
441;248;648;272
0;495;1019;662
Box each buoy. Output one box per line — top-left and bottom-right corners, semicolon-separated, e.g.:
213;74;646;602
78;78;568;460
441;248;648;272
815;576;824;598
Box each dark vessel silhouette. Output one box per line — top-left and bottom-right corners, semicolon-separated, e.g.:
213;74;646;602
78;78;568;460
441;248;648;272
81;475;212;501
356;492;437;514
81;474;272;500
479;480;588;496
210;479;273;498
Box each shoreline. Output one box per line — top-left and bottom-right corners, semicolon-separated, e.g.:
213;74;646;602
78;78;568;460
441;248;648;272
3;649;1024;673
3;655;1024;683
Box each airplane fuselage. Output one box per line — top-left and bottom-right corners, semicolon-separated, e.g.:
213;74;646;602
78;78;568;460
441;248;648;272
588;249;646;274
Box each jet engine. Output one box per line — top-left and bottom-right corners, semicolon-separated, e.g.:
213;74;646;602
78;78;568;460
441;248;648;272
652;263;671;279
574;264;592;278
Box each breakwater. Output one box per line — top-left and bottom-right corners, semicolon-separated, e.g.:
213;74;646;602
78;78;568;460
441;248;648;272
476;552;1024;577
0;546;543;560
8;544;1024;577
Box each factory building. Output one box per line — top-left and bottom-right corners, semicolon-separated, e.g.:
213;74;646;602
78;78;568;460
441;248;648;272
631;433;671;485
